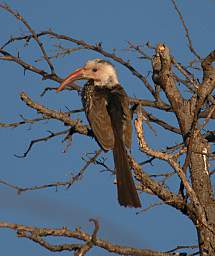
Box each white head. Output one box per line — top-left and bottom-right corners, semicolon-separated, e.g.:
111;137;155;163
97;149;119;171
56;58;119;92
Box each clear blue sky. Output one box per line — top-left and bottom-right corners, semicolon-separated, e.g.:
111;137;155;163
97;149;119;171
0;0;214;255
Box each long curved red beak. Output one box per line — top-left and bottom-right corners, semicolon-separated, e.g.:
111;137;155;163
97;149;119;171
56;68;83;92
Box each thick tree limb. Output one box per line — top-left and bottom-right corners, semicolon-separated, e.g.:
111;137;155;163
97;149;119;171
182;50;215;175
20;92;91;136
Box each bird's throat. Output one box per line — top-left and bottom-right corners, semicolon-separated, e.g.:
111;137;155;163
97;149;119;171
93;75;119;88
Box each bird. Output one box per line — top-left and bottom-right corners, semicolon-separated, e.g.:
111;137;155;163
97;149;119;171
56;58;141;208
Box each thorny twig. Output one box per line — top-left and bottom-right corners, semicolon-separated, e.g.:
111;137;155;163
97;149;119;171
40;85;81;97
0;3;55;73
0;15;157;99
14;129;70;158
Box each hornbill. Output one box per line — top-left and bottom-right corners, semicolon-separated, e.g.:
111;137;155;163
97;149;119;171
56;59;141;208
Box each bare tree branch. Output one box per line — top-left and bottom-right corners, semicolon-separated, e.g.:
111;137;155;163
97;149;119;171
137;201;164;215
20;91;91;136
14;129;70;158
0;28;156;98
0;220;186;256
0;149;102;194
0;115;48;128
128;155;193;218
165;244;198;254
134;111;207;225
40;85;81;96
171;0;201;60
0;3;55;73
0;48;60;82
74;219;99;256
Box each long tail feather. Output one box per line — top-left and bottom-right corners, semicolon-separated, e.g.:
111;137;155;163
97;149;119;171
113;138;141;208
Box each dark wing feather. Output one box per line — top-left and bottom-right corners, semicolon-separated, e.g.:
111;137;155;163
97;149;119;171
107;84;141;208
82;82;114;151
82;82;141;207
108;84;132;149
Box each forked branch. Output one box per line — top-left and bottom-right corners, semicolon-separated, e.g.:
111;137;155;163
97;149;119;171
0;220;187;256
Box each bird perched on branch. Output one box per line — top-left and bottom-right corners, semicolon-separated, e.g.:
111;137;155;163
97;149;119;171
56;58;141;208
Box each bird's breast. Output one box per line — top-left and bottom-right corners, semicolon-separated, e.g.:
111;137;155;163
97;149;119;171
81;83;95;113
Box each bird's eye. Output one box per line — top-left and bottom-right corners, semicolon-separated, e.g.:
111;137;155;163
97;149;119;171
92;68;97;72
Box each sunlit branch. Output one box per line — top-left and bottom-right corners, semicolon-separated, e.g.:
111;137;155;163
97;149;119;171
20;91;91;136
0;220;181;256
134;111;207;225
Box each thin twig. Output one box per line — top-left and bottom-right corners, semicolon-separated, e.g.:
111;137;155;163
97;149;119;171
137;201;164;215
171;0;201;60
0;3;55;73
40;85;81;97
0;149;102;194
165;244;198;254
0;116;48;128
36;45;84;62
14;129;69;158
127;41;151;60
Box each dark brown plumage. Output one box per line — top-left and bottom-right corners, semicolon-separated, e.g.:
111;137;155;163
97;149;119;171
57;59;141;208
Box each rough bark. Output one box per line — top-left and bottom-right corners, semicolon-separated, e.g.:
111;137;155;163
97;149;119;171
152;44;215;255
190;133;215;255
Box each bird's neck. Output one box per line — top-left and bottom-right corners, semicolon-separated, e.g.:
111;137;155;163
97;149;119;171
94;75;119;88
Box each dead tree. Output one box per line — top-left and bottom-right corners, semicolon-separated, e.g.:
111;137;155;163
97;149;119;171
0;2;215;255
